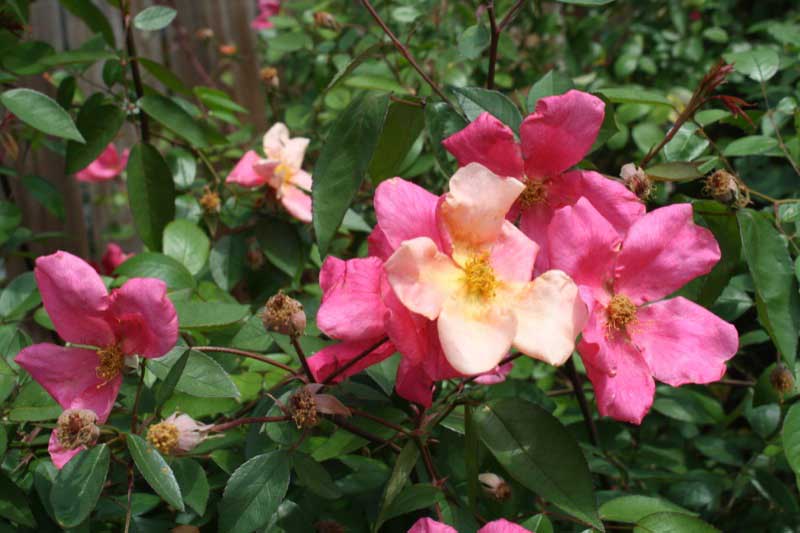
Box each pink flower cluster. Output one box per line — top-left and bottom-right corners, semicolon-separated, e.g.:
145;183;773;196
409;517;531;532
252;0;281;31
226;122;313;223
310;90;738;423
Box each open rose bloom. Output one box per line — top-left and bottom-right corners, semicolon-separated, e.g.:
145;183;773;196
15;251;178;466
409;517;532;533
226;122;313;222
75;143;129;183
251;0;281;30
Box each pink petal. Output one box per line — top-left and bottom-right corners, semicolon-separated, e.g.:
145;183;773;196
518;201;554;273
107;278;178;358
307;338;395;383
280;185;313;223
633;297;738;387
317;256;387;341
225;151;267;187
512;270;587;366
438;297;516;375
292;169;312;192
253;160;281;189
490;222;538;283
48;430;84;470
262;123;291;160
281;137;310;170
385;237;461;320
580;337;654;425
473;361;513;385
478;518;533;533
15;344;119;422
440;163;524;248
35;251;114;347
442;112;525;178
374;178;445;252
75;144;125;182
395;358;437;407
367;225;394;261
101;243;133;275
520;90;605;178
615;204;720;304
408;517;458;533
548;197;620;289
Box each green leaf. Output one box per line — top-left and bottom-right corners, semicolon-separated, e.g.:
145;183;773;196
0;271;39;320
527;70;574;112
149;347;240;398
139;58;192;96
127;143;176;251
255;217;306;278
163;219;209;275
139;95;209;148
293;454;342;500
723;47;780;82
155;348;190;409
172;458;210;516
21;174;65;220
474;398;602;529
0;472;36;527
691;200;741;307
115;252;194;291
326;42;386;92
59;0;115;45
312;92;390;255
173;301;249;330
0;88;84;142
376;441;420;530
600;495;695;523
722;135;778;157
210;235;246;291
738;209;800;366
9;380;60;421
458;25;490;60
645;162;703;181
379;484;440;526
452;86;522;132
557;0;615;4
66;96;125;174
194;86;247;115
134;6;177;31
127;434;184;511
663;123;709;162
51;444;110;528
426;101;468;176
368;99;425;184
633;512;720;533
166;147;196;189
465;404;479;512
652;386;724;424
783;403;800;475
219;451;291;533
596;87;672;106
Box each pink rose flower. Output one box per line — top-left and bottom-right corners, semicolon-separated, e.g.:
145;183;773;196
548;198;739;424
226;123;313;223
15;251;178;425
100;242;134;276
75;143;129;183
252;0;281;30
384;163;587;375
442;90;644;273
409;517;532;532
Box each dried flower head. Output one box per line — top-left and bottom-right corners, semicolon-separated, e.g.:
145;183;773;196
313;11;339;30
770;364;795;395
290;387;319;429
620;163;652;200
262;291;306;336
199;186;221;213
259;66;280;88
704;169;746;206
56;409;100;450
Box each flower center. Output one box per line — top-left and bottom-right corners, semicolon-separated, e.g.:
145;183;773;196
462;252;498;302
147;421;180;455
291;388;319;429
56;409;99;450
95;344;124;382
275;162;294;186
606;294;637;332
517;179;548;209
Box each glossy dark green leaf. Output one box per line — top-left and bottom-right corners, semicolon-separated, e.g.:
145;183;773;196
173;301;249;330
0;88;84;142
210;235;246;291
163;219;209;275
139;95;209;148
474;398;602;529
738;209;800;366
9;380;60;421
376;441;420;530
368;99;425;184
155;348;190;409
379;484;440;526
0;471;36;527
148;347;240;398
139;58;192;96
127;434;184;511
293;454;342;500
458;24;490;59
56;75;76;109
21;175;64;220
114;252;194;290
126;143;176;251
194;86;247;114
723;47;779;82
784;403;800;476
723;135;778;157
51;444;110;528
166;147;196;189
0;271;39;319
255;217;306;278
652;386;724;424
452;86;522;132
172;458;210;516
312;92;390;255
600;495;696;523
426;101;469;176
65;95;125;174
596;87;672;106
59;0;115;46
219;451;291;533
691;200;741;307
646;162;703;181
633;512;720;532
527;70;574;111
134;6;177;31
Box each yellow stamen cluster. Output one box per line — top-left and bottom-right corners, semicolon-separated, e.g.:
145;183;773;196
274;162;294;187
199;186;221;213
95;344;124;382
517;179;548;209
147;421;180;455
606;294;638;332
462;252;498;301
56;409;99;450
291;388;319;429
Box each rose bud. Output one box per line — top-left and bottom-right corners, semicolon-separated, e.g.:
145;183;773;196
704;169;742;205
147;413;211;455
262;291;306;336
259;66;280;88
313;11;339;30
621;163;652;200
479;472;512;501
770;364;795;395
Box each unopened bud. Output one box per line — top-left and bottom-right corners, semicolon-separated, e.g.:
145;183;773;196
219;43;237;56
195;28;214;40
704;169;743;205
262;291;306;336
770;364;795;395
259;67;279;88
313;11;339;30
479;472;512;501
199;185;221;214
56;409;100;450
621;163;652;200
290;387;319;429
147;413;211;455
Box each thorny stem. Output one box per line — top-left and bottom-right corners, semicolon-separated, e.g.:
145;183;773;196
563;358;599;447
210;415;291;433
290;335;317;383
486;2;499;90
122;1;149;142
193;345;297;374
360;0;455;108
322;337;390;384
